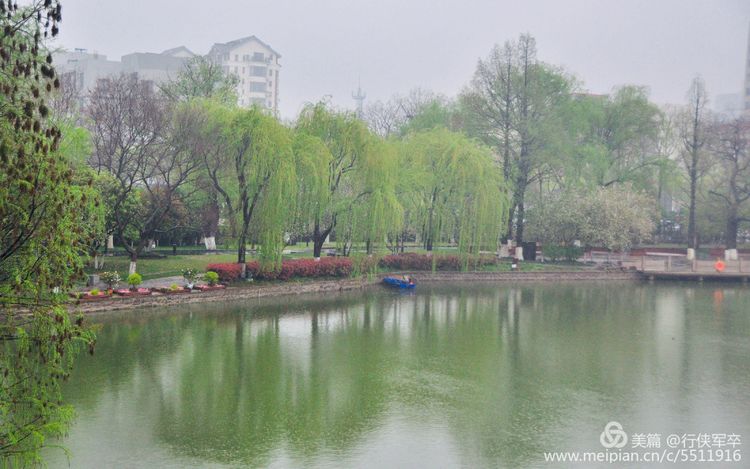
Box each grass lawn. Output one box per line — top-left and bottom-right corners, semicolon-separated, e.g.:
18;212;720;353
85;249;587;283
86;253;237;281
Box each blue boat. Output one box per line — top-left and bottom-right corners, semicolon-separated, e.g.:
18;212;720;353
382;276;416;289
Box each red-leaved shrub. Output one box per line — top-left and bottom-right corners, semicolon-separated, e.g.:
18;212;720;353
206;263;243;282
275;258;353;280
207;258;353;281
380;253;434;270
379;253;498;271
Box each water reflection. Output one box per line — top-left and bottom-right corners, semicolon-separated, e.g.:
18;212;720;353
50;283;750;468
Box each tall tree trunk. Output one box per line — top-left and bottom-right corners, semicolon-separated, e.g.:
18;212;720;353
515;199;526;245
312;220;333;259
129;252;137;276
313;237;324;258
506;204;516;241
513;159;529;244
687;163;698;249
726;205;738;250
237;226;247;278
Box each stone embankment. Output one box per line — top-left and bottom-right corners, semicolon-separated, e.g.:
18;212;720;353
72;270;642;314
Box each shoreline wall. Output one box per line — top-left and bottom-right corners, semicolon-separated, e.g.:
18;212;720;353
72;270;642;314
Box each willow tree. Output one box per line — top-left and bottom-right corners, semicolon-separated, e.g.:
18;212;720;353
1;0;98;463
295;103;373;258
289;133;331;244
200;105;296;275
343;139;403;254
401;129;508;256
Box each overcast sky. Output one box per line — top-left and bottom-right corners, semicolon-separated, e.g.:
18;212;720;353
54;0;750;118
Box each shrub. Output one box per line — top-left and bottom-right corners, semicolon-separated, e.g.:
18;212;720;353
274;258;353;280
206;263;243;282
182;268;199;283
352;255;381;276
246;261;261;278
169;283;181;291
378;253;498;271
204;271;220;286
127;273;142;290
379;253;454;271
380;253;433;270
543;245;584;262
100;271;121;290
89;288;100;296
208;258;354;281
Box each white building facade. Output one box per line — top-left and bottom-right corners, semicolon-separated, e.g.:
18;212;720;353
53;36;281;113
208;36;281;114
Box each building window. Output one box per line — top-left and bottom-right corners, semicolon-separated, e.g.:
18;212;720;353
250;82;267;92
251;66;267;77
251;97;265;106
252;52;265;62
234;54;239;61
268;69;273;76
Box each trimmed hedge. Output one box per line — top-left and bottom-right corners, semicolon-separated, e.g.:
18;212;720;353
379;253;498;271
542;245;584;261
206;258;353;281
206;263;243;282
379;253;463;271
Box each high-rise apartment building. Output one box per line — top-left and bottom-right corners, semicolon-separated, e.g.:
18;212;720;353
208;36;281;114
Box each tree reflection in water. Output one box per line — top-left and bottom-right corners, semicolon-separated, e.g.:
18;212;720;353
57;283;750;468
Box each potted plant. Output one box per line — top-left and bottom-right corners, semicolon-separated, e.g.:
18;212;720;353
127;272;143;291
181;268;198;289
78;288;112;300
100;271;121;293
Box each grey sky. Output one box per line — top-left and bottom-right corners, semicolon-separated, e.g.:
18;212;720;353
55;0;750;118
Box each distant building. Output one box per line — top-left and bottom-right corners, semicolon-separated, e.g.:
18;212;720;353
53;46;194;95
121;47;196;84
53;49;122;95
208;36;281;114
53;36;281;114
713;93;744;118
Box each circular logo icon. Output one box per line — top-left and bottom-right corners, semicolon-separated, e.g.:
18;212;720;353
600;421;628;449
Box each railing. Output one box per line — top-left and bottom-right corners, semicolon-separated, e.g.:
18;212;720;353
625;254;748;273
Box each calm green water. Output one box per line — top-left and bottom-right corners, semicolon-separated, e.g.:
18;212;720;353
47;283;750;468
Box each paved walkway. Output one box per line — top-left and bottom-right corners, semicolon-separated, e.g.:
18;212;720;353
85;275;199;291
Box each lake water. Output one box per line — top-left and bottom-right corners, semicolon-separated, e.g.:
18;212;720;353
47;282;750;468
